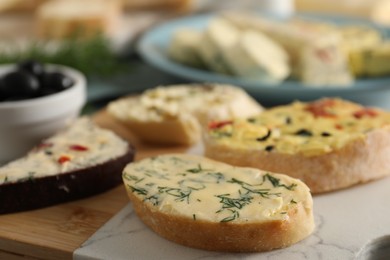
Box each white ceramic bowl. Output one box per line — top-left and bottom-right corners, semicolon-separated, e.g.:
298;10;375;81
0;64;86;164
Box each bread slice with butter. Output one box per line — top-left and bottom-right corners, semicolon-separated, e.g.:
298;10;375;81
287;18;386;77
223;12;353;86
36;0;122;39
168;28;205;68
224;29;290;82
204;98;390;193
107;84;263;145
197;17;239;75
0;117;135;214
349;42;390;77
123;153;314;252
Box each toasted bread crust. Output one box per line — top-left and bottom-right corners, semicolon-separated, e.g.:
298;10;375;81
127;189;314;252
115;107;201;145
205;127;390;193
0;145;135;214
36;0;121;39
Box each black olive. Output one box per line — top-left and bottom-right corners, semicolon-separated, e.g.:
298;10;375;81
18;60;44;78
256;129;272;141
295;129;313;137
41;71;75;92
321;132;332;137
265;145;274;152
1;70;41;99
247;118;256;123
0;79;6;101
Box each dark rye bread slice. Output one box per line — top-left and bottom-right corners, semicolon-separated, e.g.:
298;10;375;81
0;117;135;214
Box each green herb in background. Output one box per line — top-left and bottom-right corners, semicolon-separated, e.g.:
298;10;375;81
0;34;129;77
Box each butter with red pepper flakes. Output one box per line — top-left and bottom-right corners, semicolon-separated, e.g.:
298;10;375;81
207;98;390;157
0;117;128;184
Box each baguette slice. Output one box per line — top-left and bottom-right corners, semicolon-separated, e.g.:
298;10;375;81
123;154;314;252
204;98;390;193
349;42;390;77
168;28;205;68
0;117;135;214
288;18;384;77
107;84;263;145
223;12;353;86
198;17;239;74
295;0;390;26
0;0;46;13
36;0;122;39
122;0;193;12
223;29;290;82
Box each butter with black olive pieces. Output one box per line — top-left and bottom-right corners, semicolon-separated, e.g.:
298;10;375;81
207;98;390;156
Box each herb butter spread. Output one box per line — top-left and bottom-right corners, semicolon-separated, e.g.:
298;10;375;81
0;117;128;184
123;154;311;223
224;12;353;86
108;84;262;124
207;99;390;157
198;18;239;75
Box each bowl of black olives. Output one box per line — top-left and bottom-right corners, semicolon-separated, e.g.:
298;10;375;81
0;60;86;164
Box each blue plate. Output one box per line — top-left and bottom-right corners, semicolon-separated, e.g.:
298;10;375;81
137;13;390;108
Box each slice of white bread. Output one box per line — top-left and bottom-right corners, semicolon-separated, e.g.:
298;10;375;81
122;0;193;12
107;84;263;145
0;117;135;214
123;153;314;252
0;0;46;13
36;0;122;39
204;98;390;193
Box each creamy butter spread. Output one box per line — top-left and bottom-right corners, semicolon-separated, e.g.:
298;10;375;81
207;99;390;156
108;84;262;124
223;13;353;86
224;30;290;81
168;28;204;68
198;18;239;75
123;154;310;223
0;117;128;184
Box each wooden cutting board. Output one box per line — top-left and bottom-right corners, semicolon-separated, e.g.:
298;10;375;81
0;109;190;260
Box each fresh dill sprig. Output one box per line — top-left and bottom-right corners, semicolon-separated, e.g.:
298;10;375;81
129;185;148;196
158;186;192;204
263;174;297;190
0;33;129;77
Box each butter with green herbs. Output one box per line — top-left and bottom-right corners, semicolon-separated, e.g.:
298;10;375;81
123;154;311;223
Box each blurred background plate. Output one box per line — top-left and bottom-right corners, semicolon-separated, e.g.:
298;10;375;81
138;13;390;108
